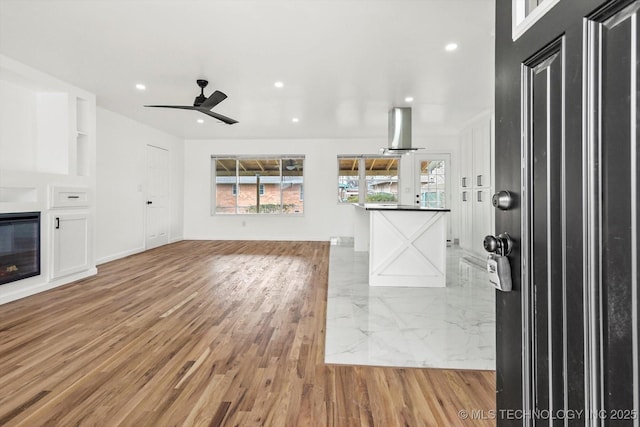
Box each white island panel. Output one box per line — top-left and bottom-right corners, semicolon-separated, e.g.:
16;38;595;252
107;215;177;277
369;210;447;287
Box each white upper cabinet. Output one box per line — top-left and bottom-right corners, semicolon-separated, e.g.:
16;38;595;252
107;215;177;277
472;118;492;188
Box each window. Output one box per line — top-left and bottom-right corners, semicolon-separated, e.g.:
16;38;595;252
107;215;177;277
338;157;360;203
338;156;400;204
418;159;446;208
512;0;560;40
213;156;304;215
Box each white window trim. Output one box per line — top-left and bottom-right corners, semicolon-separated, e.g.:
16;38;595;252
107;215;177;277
512;0;561;41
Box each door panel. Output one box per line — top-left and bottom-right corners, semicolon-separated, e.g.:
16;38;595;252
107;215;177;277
523;38;566;423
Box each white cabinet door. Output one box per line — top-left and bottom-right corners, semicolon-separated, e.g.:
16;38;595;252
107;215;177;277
472;117;492;188
51;213;89;279
460;128;473;189
471;188;492;256
459;190;473;250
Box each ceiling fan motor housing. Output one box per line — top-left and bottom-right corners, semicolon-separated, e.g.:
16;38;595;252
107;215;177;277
193;94;207;106
194;79;209;106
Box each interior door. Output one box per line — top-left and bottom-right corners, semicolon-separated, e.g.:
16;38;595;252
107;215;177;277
145;144;170;250
495;0;639;423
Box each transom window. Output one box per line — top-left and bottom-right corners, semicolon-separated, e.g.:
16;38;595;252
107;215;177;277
212;156;304;214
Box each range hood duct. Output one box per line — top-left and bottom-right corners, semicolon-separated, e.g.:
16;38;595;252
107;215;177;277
382;107;422;155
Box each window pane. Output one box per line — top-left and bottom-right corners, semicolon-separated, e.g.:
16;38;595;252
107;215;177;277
364;157;399;203
419;160;446;208
257;159;281;214
237;159;260;214
338;157;360;203
215;158;237;214
282;158;304;213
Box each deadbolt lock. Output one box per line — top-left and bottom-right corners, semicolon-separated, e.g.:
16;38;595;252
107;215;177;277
492;190;514;210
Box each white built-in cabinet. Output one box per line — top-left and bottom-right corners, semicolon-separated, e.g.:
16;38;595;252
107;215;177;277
51;213;90;279
49;186;92;280
459;112;494;257
0;54;96;303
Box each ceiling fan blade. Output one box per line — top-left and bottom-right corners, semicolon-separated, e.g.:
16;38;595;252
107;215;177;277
144;105;197;110
199;90;228;109
197;108;238;124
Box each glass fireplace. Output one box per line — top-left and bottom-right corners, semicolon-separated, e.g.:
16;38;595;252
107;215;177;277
0;212;41;286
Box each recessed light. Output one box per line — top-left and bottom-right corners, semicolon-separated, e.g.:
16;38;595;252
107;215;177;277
445;43;458;52
292;117;299;123
405;96;414;103
197;119;204;124
274;81;284;88
135;83;146;91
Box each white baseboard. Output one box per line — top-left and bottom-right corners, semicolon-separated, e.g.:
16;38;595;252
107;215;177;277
96;247;145;265
0;267;98;306
96;238;184;265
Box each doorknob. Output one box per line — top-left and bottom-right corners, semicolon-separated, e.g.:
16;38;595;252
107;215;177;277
146;201;153;205
483;233;513;256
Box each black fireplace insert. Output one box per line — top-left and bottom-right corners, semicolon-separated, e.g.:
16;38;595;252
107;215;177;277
0;212;41;286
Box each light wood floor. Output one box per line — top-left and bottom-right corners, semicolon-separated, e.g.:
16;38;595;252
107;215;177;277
0;240;495;426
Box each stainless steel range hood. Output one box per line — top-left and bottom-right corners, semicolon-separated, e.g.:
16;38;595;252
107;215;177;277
381;107;422;155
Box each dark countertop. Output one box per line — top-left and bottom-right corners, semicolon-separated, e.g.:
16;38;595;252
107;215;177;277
354;203;451;212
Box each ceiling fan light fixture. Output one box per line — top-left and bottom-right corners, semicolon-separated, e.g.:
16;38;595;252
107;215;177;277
285;159;297;170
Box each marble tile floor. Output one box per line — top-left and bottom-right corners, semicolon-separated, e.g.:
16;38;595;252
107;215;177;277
324;242;495;370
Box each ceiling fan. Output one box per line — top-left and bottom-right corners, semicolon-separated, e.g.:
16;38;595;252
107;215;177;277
145;79;238;124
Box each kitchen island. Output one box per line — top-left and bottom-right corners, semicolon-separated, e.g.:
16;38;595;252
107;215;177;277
353;204;450;287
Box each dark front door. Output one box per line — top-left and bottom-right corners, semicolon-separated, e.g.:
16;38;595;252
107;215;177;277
495;0;639;424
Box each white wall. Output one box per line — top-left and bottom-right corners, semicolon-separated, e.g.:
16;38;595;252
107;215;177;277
183;135;460;241
96;107;184;264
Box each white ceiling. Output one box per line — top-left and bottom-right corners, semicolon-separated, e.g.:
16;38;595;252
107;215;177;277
0;0;495;140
